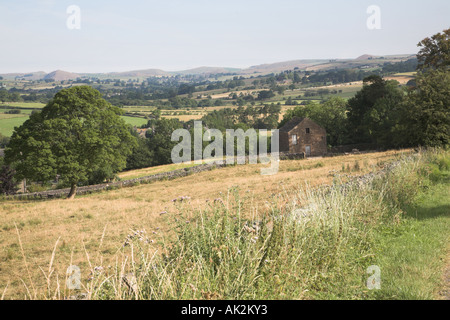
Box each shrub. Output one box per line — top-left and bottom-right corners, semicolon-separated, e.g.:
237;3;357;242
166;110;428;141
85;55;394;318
26;183;49;193
5;109;21;114
424;150;450;182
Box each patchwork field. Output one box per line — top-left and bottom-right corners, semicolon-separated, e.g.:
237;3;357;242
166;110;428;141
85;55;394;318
0;149;412;298
0;72;406;136
0;111;148;136
384;72;416;84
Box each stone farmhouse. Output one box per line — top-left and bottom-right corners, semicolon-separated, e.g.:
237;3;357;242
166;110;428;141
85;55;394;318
279;117;327;156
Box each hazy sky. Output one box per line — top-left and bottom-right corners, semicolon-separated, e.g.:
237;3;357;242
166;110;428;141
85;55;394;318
0;0;449;73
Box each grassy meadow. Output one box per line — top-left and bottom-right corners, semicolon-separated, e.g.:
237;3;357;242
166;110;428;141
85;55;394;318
1;102;46;109
0;110;148;137
0;116;30;137
118;162;200;180
119;116;148;127
2;148;449;300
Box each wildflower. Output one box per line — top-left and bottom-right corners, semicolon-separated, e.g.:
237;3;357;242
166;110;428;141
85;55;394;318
123;229;149;246
93;266;104;273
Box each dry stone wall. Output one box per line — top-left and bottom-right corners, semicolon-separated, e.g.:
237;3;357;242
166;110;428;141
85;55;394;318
8;163;227;200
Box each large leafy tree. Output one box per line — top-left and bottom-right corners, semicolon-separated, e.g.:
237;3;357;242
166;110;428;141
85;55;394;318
397;70;449;147
147;118;183;166
417;28;450;71
5;86;137;198
346;75;404;146
126;129;154;170
396;29;450;148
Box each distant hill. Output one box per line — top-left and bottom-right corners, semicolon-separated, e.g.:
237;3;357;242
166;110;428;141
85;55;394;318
243;59;329;74
43;70;79;81
86;67;241;79
356;54;377;60
0;53;415;81
174;66;242;75
0;71;47;81
241;55;413;74
104;69;169;78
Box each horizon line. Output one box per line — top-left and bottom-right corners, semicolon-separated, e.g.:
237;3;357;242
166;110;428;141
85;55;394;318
0;53;416;76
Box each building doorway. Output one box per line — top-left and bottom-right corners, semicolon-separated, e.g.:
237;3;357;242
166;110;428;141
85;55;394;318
305;145;311;157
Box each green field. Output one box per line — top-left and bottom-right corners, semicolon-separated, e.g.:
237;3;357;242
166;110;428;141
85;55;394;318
0;114;149;137
120;115;148;127
1;102;46;109
0;116;29;136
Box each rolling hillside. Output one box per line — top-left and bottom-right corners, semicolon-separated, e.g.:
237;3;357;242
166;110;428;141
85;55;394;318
0;54;414;80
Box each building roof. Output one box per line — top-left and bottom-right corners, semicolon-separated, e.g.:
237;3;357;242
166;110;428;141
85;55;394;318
279;117;305;133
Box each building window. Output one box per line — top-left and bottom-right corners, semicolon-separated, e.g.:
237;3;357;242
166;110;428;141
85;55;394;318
306;128;310;134
292;134;297;145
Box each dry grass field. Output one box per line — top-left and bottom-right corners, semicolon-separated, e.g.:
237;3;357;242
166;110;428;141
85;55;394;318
0;149;412;298
162;114;205;121
210;90;259;99
118;162;200;180
384;72;416;84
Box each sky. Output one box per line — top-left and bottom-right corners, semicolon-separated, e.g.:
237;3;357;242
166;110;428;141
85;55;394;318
0;0;449;73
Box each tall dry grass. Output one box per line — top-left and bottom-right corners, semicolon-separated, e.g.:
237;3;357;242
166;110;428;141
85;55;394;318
1;149;428;299
29;149;440;300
